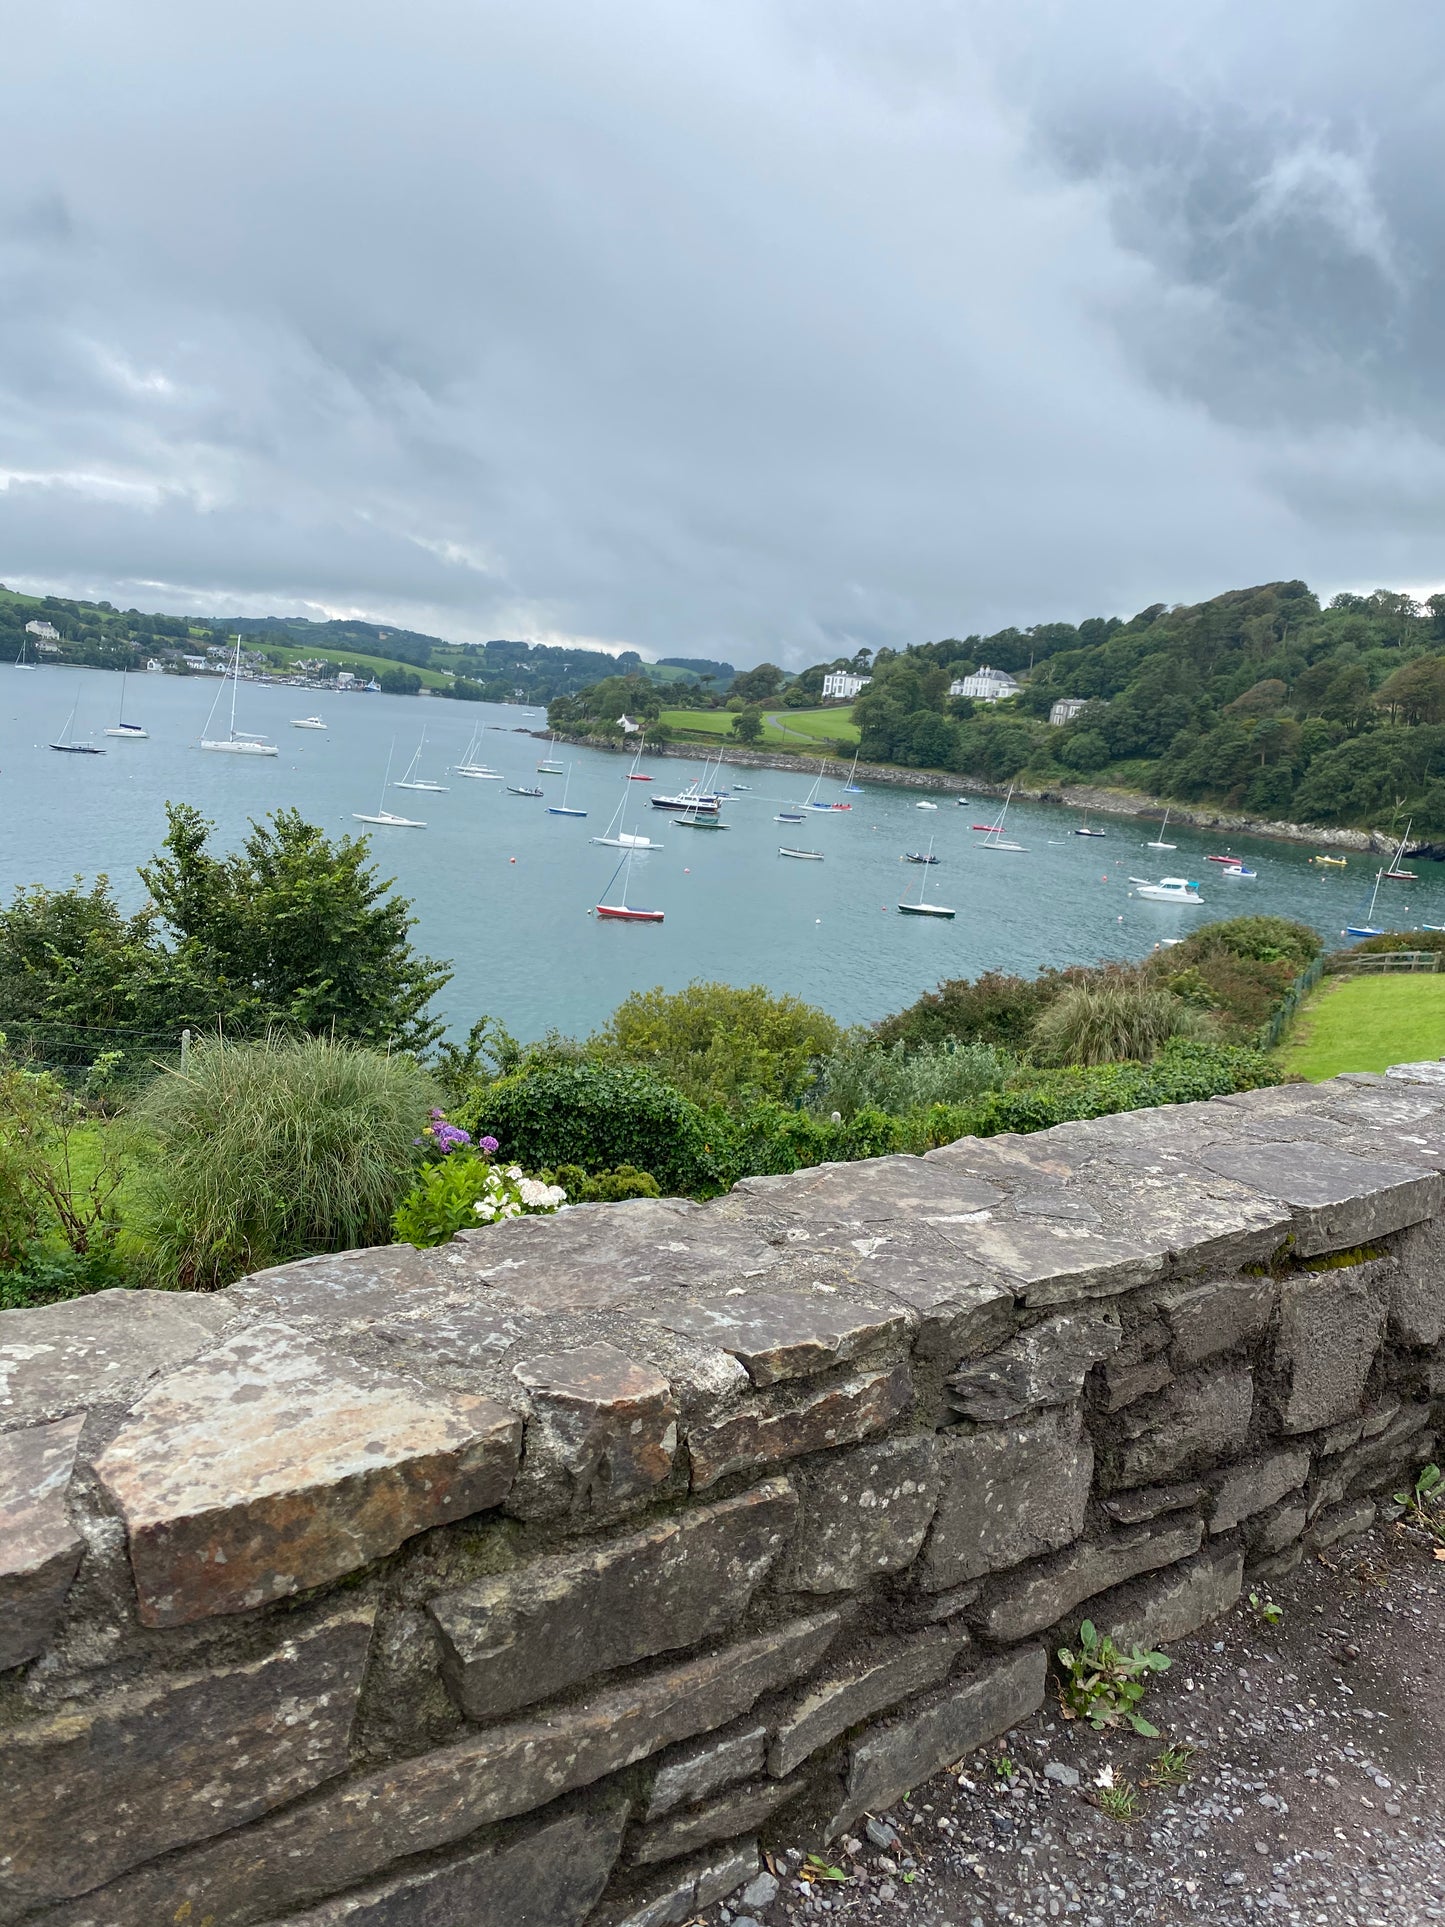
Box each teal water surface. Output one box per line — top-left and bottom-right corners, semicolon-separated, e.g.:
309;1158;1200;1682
2;665;1438;1042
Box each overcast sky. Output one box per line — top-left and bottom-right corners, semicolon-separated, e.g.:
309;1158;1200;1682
2;1;1441;666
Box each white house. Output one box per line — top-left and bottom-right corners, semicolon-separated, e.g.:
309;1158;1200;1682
1049;697;1089;727
181;655;210;671
949;665;1020;703
616;713;642;734
25;618;61;641
821;670;871;701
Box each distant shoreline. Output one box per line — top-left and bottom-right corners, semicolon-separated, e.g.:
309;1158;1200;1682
545;730;1391;854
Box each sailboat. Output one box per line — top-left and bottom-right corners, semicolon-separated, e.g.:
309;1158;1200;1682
779;845;824;859
537;732;566;774
104;670;147;738
200;638;278;755
354;740;426;827
1345;870;1387;939
591;789;664;848
393;729;449;792
976;783;1027;851
898;838;954;917
626;741;653;782
49;686;105;754
1072;811;1106;838
1146;808;1176;852
594;845;664;922
547;765;587;817
1384;820;1418;881
842;747;863;795
13;632;37;671
802;763;833;812
454;724;503;779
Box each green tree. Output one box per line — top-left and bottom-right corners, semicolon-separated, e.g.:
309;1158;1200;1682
140;805;451;1048
732;708;765;744
730;662;787;705
592;979;841;1106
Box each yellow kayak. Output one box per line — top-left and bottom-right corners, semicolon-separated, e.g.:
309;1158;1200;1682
1310;855;1347;867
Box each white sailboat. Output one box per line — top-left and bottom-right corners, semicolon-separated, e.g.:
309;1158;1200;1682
454;724;503;779
897;837;954;917
13;632;38;671
977;782;1027;851
393;729;449;792
201;638;278;755
537;732;566;774
104;670;147;738
49;686;105;755
355;741;426;827
591;788;663;848
1146;808;1176;852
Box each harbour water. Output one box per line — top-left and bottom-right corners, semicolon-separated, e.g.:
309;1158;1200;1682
2;666;1439;1042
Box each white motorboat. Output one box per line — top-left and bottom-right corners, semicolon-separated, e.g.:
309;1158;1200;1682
1130;876;1203;904
291;716;327;730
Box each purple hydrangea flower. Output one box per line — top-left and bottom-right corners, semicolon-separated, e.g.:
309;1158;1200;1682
479;1135;500;1155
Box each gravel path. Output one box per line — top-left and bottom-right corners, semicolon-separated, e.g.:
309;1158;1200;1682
711;1521;1444;1927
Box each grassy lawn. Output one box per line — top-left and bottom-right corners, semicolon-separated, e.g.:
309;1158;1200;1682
1277;973;1445;1080
657;705;858;751
258;645;455;690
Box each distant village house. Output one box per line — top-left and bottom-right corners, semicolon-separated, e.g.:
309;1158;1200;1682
821;670;871;700
1049;697;1089;726
949;665;1020;703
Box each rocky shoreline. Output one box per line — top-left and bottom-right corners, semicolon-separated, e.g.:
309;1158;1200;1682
541;732;1399;855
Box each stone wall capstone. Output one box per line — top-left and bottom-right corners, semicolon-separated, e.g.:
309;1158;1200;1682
4;1063;1445;1926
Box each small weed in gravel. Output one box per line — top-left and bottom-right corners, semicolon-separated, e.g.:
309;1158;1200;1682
1056;1619;1171;1736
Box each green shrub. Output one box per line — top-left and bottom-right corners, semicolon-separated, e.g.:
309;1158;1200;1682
874;963;1132;1053
131;1036;437;1290
578;1164;663;1202
0;1246;131;1311
464;1064;710;1195
1145;915;1325;1038
392;1153;566;1247
965;1039;1277;1137
1349;928;1445;957
592;980;841;1106
807;1037;1012;1120
1031;984;1216;1067
706;1100;904;1186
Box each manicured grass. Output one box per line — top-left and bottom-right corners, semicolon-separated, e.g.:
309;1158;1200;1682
657;705;858;750
1276;973;1445;1080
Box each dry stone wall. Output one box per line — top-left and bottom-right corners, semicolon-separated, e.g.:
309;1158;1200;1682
5;1064;1445;1926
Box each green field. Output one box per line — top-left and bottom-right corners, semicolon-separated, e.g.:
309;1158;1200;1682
258;645;455;690
657;705;858;750
1277;973;1445;1080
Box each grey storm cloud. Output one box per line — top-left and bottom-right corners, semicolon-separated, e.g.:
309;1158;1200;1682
0;0;1441;666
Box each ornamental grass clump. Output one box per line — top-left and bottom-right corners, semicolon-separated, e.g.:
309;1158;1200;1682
131;1035;438;1290
1031;982;1216;1068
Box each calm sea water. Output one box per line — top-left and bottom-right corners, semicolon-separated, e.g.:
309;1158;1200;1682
2;665;1437;1042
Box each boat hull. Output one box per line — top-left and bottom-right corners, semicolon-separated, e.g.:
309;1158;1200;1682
49;743;105;755
547;807;588;817
779;847;823;859
596;904;664;922
898;902;954;918
202;739;278;755
353;813;425;827
105;726;148;738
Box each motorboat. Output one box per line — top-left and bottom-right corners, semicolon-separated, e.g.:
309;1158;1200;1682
904;852;940;864
1130;876;1203;904
290;716;327;730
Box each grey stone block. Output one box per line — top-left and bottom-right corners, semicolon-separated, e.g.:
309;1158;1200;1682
1158;1277;1274;1366
686;1365;911;1490
656;1293;908;1386
1195;1140;1439;1256
923;1404;1092;1591
632;1778;803;1864
52;1616;842;1927
1209;1447;1311;1533
1111;1368;1254;1487
95;1320;520;1626
1248;1542;1304;1582
1101;1480;1205;1527
0;1605;374;1917
508;1343;677;1520
594;1840;759;1927
644;1723;768;1821
972;1514;1204;1642
773;1434;940;1593
947;1309;1122;1422
430;1479;797;1721
1097;1353;1173;1413
252;1799;628;1926
1275;1271;1386;1433
0;1414;84;1672
1247;1496;1309;1557
768;1625;971;1776
1094;1545;1244;1651
828;1645;1047;1834
1309;1498;1378;1550
0;1288;235;1427
1389;1219;1445;1345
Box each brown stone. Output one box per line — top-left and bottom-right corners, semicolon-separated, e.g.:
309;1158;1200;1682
922;1404;1093;1591
656;1293;907;1386
829;1645;1047;1834
768;1625;971;1775
0;1414;84;1671
95;1320;520;1625
430;1478;798;1720
251;1799;630;1927
972;1515;1205;1642
509;1342;676;1519
48;1615;843;1927
686;1365;911;1489
0;1606;374;1917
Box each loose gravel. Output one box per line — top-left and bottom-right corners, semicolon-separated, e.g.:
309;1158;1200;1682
708;1521;1445;1926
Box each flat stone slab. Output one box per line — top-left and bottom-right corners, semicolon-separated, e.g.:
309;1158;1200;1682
510;1342;677;1518
429;1477;797;1719
924;1404;1093;1591
632;1776;803;1864
1196;1141;1439;1256
769;1624;971;1776
0;1414;84;1671
0;1605;374;1916
1210;1446;1311;1533
0;1288;235;1427
733;1156;1005;1225
228;1244;452;1331
643;1721;769;1820
61;1614;843;1927
95;1321;521;1624
1096;1544;1244;1651
446;1198;782;1312
973;1514;1205;1642
948;1308;1122;1421
686;1364;911;1489
657;1292;907;1385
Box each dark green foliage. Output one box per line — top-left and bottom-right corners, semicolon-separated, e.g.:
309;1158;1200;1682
1031;984;1217;1067
141;804;451;1050
547;1162;662;1202
964;1039;1278;1136
0;1247;130;1311
705;1101;905;1186
1349;929;1445;956
592;980;841;1107
732;708;765;744
874;966;1120;1053
464;1065;712;1195
1145;916;1323;1037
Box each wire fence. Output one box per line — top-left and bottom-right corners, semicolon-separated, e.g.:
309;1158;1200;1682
1257;952;1326;1052
0;1020;206;1080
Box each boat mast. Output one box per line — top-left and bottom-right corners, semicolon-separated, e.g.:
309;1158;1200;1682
228;636;241;742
